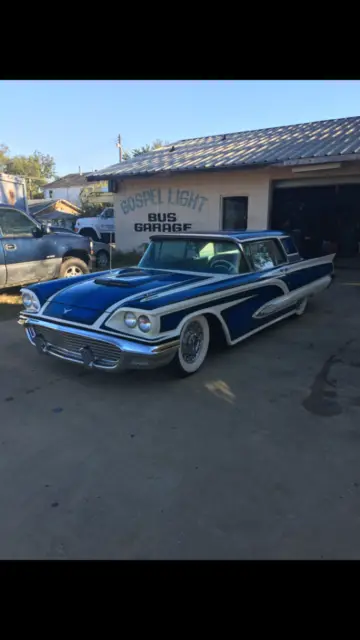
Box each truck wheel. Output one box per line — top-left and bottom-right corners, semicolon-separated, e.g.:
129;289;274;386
99;233;112;244
80;229;98;241
60;258;89;278
96;250;110;270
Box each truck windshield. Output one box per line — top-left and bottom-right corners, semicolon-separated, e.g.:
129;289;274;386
139;239;244;274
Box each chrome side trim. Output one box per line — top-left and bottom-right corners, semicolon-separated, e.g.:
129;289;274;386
252;275;332;319
231;309;297;345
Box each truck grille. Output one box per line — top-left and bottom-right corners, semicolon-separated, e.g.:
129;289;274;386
33;326;121;367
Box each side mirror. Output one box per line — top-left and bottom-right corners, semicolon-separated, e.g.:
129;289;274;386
32;225;45;238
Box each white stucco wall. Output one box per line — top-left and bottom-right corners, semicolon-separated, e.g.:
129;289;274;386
113;162;360;252
44;186;83;205
113;169;271;252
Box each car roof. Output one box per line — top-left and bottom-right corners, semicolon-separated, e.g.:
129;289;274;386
149;230;287;242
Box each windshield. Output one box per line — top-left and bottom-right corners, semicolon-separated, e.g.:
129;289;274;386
139;239;247;274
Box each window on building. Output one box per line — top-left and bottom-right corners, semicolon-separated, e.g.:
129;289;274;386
49;190;53;198
0;208;37;237
222;197;248;230
242;239;287;271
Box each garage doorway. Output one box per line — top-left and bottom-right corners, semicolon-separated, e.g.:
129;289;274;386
270;182;360;263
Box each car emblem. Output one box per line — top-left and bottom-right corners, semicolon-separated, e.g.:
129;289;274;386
63;307;72;314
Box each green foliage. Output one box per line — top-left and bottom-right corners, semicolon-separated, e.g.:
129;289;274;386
79;184;112;217
80;202;104;218
80;184;96;205
0;144;10;171
109;250;141;268
1;145;57;197
122;139;167;161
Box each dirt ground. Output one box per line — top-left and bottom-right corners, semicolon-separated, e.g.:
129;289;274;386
1;272;360;559
0;288;22;321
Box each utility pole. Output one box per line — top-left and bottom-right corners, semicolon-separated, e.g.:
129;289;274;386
116;134;122;162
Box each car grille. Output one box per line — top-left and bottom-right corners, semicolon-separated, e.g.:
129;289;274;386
33;326;121;367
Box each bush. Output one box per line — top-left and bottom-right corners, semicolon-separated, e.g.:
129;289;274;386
80;202;103;218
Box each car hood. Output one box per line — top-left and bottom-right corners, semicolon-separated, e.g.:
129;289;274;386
42;267;210;325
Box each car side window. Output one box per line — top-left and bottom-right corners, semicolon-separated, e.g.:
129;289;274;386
0;208;37;237
102;208;114;219
270;239;287;266
198;242;214;259
243;239;287;271
281;235;298;255
243;240;275;271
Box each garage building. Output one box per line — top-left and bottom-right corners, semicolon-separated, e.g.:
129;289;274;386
87;116;360;260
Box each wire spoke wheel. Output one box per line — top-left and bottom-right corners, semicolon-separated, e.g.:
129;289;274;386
181;321;205;364
170;315;210;377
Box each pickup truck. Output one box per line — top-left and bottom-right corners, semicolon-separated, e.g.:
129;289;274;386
47;225;110;270
74;207;115;243
0;205;96;290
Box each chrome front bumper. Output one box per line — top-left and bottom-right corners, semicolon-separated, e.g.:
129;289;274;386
19;316;179;372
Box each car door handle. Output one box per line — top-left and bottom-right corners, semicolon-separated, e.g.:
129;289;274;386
5;244;17;251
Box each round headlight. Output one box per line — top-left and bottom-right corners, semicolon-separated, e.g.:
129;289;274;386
124;311;137;328
22;291;40;312
138;315;152;333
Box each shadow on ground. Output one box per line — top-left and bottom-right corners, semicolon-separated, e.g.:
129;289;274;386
0;288;22;322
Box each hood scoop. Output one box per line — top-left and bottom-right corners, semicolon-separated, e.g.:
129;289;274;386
94;268;172;288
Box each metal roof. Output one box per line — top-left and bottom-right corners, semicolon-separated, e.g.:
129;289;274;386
28;198;81;215
87;116;360;182
43;173;92;189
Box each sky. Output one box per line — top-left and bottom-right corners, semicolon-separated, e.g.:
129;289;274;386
1;80;360;177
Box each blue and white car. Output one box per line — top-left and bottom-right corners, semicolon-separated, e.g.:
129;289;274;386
18;231;335;377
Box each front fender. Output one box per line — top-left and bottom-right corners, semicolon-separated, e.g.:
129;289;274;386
25;271;109;307
79;225;101;241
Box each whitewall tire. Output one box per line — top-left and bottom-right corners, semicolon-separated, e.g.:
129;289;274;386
294;297;308;316
170;315;210;377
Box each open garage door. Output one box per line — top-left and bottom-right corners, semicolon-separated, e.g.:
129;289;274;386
270;181;360;261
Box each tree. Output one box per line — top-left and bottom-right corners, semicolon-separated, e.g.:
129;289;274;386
5;150;57;198
79;181;112;217
123;139;167;161
0;144;10;171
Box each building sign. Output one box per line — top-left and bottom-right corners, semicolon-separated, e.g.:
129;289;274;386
120;188;208;214
119;188;209;234
134;213;193;233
